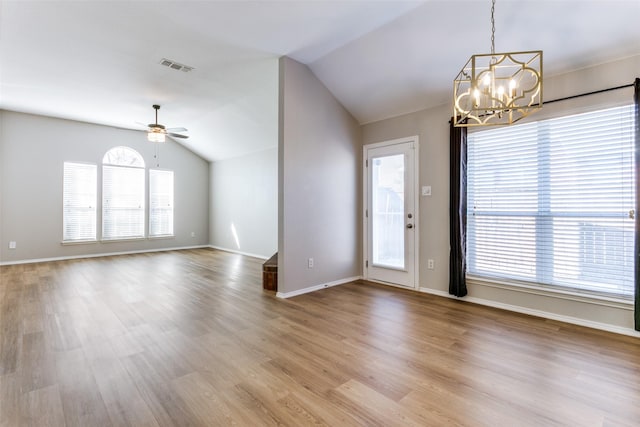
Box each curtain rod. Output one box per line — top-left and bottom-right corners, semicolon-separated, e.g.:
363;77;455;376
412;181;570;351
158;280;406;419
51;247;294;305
543;81;635;105
449;79;638;124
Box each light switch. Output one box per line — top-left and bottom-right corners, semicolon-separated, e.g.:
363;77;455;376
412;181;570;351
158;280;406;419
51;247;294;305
422;186;432;196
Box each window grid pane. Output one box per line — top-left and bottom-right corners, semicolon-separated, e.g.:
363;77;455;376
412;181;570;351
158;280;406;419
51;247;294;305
467;105;635;299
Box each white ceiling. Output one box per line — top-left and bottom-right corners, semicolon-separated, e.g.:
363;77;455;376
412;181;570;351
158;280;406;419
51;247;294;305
1;0;639;161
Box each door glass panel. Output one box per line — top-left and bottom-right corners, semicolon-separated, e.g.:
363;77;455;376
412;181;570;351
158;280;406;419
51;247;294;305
372;154;405;269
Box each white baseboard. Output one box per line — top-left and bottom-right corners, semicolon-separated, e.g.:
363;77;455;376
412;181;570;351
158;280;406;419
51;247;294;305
0;245;210;266
276;276;360;299
208;245;269;260
418;287;640;338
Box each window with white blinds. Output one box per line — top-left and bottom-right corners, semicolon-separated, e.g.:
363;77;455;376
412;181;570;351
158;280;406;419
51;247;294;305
63;162;97;242
102;147;145;240
467;104;635;299
149;169;174;237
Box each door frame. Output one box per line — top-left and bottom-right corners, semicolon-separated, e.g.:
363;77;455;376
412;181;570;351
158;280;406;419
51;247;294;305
362;136;420;290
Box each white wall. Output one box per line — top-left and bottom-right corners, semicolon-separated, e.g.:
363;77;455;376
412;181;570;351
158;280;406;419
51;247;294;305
278;56;362;296
362;55;640;336
0;111;210;263
209;147;277;259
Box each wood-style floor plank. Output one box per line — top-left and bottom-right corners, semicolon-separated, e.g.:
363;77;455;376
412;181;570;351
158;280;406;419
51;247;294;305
55;347;112;427
20;385;66;427
0;372;20;427
1;248;639;426
20;331;56;394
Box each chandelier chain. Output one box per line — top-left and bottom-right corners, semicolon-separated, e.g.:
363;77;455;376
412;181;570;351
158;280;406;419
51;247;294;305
490;0;496;54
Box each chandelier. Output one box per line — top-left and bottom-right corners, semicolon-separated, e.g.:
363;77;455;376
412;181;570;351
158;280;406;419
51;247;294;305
453;0;542;127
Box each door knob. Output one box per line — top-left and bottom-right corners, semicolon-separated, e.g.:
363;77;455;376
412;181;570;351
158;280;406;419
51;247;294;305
406;224;413;229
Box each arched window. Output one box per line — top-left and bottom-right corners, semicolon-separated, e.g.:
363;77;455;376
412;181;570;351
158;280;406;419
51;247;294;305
102;146;145;168
102;146;145;240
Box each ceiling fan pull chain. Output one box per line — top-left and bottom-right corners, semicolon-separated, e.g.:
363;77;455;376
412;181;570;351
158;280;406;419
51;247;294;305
155;143;160;167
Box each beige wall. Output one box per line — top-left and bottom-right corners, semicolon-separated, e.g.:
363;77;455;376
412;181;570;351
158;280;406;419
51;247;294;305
362;105;451;293
362;55;640;336
278;56;362;296
209;147;277;259
2;52;637;334
0;111;210;263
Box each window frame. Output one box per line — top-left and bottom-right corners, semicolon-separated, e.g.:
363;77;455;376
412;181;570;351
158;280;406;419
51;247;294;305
148;168;175;238
62;146;178;245
101;146;146;242
466;104;636;301
62;161;98;243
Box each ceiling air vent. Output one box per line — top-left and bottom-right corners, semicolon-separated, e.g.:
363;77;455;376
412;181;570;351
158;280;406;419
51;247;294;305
159;58;194;73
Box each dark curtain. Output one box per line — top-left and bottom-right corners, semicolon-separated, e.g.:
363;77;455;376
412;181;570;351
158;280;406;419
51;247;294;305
449;120;468;297
634;78;640;331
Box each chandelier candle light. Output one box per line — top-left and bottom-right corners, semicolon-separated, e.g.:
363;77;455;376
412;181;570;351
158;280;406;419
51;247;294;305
453;0;542;127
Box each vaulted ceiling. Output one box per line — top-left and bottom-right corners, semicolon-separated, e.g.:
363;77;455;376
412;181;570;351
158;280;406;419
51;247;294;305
1;1;639;161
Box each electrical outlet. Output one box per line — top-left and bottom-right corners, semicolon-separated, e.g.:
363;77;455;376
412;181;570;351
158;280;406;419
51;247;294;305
308;258;314;268
8;241;16;249
427;259;435;270
422;185;432;196
190;231;195;238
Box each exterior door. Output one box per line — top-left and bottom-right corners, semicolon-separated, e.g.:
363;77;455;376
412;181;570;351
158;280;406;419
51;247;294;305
364;137;418;288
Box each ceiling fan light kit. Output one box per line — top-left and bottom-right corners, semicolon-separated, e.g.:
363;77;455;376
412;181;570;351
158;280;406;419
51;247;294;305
147;128;166;143
145;104;188;142
453;0;543;127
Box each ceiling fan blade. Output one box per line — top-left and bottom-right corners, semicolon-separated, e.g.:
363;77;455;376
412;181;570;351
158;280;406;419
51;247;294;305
166;127;187;132
168;133;189;139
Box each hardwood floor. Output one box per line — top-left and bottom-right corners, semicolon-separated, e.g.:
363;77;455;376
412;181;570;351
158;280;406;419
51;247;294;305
1;248;639;426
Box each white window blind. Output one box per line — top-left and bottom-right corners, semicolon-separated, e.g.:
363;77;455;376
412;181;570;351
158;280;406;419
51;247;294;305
149;169;174;237
63;162;97;242
102;147;145;240
467;105;635;299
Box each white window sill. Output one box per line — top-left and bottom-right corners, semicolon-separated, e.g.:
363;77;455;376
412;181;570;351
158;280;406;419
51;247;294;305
62;236;175;245
467;274;634;310
101;237;146;243
61;239;98;245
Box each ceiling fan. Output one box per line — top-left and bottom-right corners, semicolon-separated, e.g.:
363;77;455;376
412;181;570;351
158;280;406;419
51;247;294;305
143;104;188;142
